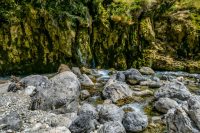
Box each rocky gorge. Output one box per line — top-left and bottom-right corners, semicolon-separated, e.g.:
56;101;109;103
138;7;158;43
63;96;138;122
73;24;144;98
0;65;200;133
0;0;200;75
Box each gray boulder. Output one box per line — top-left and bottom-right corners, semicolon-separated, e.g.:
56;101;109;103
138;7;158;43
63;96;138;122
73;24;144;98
154;81;191;100
78;103;98;119
69;114;99;133
124;68;146;85
31;71;81;113
139;67;155;75
166;106;200;133
154;98;178;113
103;79;133;103
122;111;148;132
97;104;124;123
97;121;126;133
187;95;200;130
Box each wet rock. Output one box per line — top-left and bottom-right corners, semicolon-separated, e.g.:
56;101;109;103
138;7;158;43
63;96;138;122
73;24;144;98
154;81;191;100
154;98;178;113
69;113;99;133
31;71;80;113
79;74;94;87
80;90;90;100
122;111;148;132
116;72;125;82
124;68;146;85
58;64;71;73
97;104;124;123
97;121;126;133
166;106;200;133
72;67;82;77
78;103;98;119
0;111;22;131
103;79;133;103
139;67;155;75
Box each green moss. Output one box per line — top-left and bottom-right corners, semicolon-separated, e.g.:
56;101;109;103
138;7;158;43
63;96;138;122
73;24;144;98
116;96;144;106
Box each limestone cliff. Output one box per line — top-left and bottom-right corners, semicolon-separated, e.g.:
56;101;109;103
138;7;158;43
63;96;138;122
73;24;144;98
0;0;200;75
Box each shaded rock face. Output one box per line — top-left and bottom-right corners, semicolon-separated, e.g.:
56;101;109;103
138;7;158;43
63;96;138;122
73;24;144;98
166;106;200;133
122;111;148;132
69;114;99;133
98;121;126;133
103;79;133;103
166;95;200;133
1;0;200;75
78;103;98;119
97;104;124;124
124;68;146;85
31;71;81;113
154;81;191;100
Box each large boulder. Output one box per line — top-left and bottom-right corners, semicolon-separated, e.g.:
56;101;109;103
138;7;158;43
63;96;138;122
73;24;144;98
166;105;200;133
69;113;99;133
187;95;200;130
103;79;133;103
97;121;126;133
30;71;81;113
154;98;178;113
122;111;148;132
154;81;191;100
78;103;98;119
97;104;124;123
139;67;155;75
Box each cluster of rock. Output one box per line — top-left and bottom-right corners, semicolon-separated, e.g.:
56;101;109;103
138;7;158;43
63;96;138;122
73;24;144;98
0;65;200;133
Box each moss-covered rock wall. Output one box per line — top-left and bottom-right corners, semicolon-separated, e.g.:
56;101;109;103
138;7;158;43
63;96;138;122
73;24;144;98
0;0;200;75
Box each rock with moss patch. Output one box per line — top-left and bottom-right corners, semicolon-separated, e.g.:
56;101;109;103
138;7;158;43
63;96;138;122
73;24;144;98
139;67;155;75
103;79;133;103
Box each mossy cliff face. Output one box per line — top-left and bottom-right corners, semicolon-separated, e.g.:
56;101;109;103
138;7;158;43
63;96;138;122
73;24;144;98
0;0;200;75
